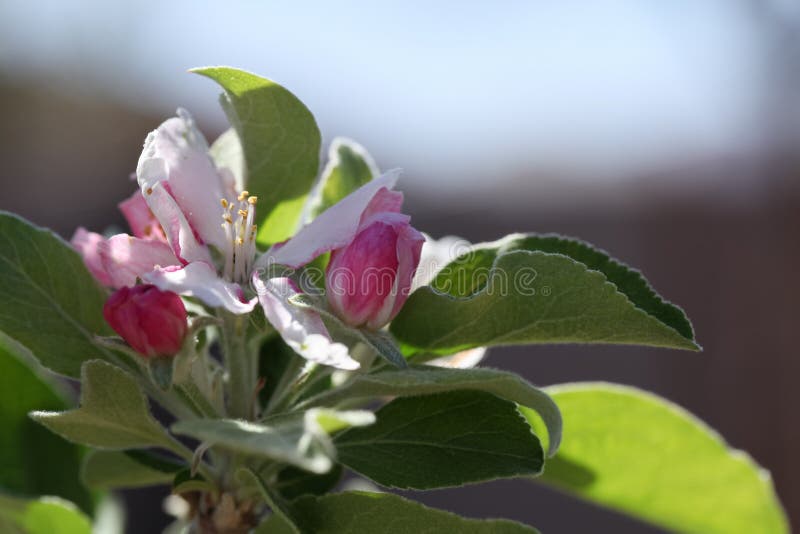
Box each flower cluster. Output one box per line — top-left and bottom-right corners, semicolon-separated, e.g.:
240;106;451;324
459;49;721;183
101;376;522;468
73;110;423;369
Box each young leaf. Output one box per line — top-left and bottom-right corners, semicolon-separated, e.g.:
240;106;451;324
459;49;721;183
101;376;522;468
0;495;92;534
256;491;539;534
172;408;374;474
527;383;788;534
192;67;321;244
391;248;699;354
31;360;174;450
334;390;544;489
300;365;561;456
308;138;377;219
0;212;112;378
0;339;92;513
81;449;184;490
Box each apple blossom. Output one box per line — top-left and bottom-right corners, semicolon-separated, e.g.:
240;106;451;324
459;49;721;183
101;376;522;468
103;284;188;358
325;192;424;330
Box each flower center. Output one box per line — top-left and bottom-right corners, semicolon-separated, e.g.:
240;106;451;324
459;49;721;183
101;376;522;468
220;191;258;284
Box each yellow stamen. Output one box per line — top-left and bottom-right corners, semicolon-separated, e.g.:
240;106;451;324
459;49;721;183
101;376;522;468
238;190;249;201
220;198;229;208
238;209;248;217
146;187;153;195
248;196;258;205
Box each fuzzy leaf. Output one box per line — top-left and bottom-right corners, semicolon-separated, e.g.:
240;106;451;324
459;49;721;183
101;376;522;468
301;365;561;456
192;67;321;244
0;212;112;378
334;390;543;489
172;408;374;474
391;244;699;354
80;449;183;490
31;360;173;450
257;491;538;533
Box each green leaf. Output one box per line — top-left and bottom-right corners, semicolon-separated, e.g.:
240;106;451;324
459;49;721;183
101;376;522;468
256;491;538;534
80;449;183;490
0;495;91;534
391;245;699;354
172;408;374;474
0;339;92;513
300;365;561;456
31;360;174;450
433;233;694;339
529;383;788;534
0;212;112;378
192;66;321;244
275;465;343;501
309;138;377;219
334;390;543;489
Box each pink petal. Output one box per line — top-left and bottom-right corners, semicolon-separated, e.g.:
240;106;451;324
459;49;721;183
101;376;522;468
118;190;166;241
71;227;112;286
359;187;403;223
262;170;401;269
143;262;257;315
136;109;227;251
141;182;213;265
253;275;359;370
100;234;180;288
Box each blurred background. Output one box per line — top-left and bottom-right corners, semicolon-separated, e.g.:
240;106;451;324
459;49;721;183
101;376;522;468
1;1;798;532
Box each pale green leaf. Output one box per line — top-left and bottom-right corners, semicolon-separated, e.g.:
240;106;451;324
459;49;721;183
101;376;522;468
0;212;112;378
192;66;321;244
80;449;183;490
172;408;374;474
0;496;91;534
256;491;538;533
300;365;561;456
529;383;788;534
334;390;544;489
31;360;174;450
308;138;377;219
391;249;699;354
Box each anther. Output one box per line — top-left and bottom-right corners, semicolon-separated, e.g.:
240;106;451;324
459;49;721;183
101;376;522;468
248;196;258;205
220;199;229;208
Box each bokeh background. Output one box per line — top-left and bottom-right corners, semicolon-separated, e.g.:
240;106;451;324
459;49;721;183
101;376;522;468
1;1;798;532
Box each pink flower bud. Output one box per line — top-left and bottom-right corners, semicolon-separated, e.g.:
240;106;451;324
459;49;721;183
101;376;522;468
326;213;424;330
103;285;188;358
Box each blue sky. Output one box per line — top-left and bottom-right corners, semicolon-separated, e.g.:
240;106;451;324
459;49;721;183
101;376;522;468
0;1;778;197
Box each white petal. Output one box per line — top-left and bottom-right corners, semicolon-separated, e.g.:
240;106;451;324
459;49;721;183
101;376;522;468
143;262;256;314
411;234;472;290
139;182;213;265
136;109;227;251
428;347;487;369
254;276;359;370
258;170;401;269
